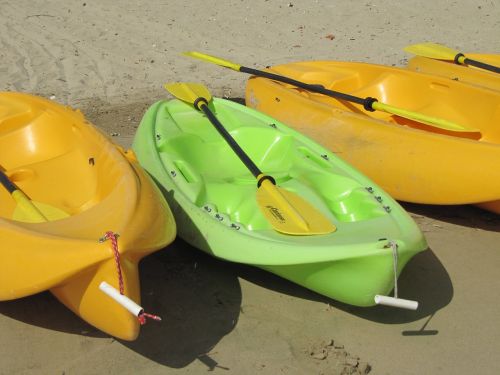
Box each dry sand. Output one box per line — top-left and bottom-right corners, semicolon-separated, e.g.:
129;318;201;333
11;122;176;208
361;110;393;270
1;1;500;374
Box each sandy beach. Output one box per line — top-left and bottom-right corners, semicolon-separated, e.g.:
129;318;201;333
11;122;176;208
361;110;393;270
1;1;500;374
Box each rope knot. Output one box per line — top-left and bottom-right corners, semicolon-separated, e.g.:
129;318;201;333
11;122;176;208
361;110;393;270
138;312;162;325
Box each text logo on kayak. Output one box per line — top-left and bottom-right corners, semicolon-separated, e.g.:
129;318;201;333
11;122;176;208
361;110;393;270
266;205;286;223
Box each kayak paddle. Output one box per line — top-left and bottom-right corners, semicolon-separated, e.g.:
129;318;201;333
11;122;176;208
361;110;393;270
164;82;336;235
0;167;69;222
184;51;479;133
405;43;500;74
0;168;48;222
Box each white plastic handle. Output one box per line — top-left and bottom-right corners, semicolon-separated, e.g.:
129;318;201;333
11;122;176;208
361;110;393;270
374;295;419;310
99;281;143;316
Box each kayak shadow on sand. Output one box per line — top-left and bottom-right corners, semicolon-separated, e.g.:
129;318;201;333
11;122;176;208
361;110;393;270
0;291;108;339
232;247;453;326
0;238;243;370
401;202;500;233
122;239;242;369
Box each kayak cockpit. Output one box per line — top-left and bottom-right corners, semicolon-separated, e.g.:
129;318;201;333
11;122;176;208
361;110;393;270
270;61;498;141
0;95;132;224
154;99;389;232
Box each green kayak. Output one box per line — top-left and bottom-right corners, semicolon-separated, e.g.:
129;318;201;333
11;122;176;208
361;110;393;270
132;97;427;307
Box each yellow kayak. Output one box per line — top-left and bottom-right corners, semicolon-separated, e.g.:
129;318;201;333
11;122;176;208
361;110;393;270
407;54;500;214
245;61;500;211
407;54;500;92
0;92;176;340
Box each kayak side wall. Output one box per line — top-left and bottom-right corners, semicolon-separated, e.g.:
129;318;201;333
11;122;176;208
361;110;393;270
246;76;500;205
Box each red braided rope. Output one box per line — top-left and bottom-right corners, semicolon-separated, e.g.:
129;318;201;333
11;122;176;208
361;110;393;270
102;231;161;325
138;312;162;325
103;231;124;294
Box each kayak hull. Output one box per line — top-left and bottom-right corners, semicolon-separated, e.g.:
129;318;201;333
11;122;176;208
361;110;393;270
0;93;176;340
133;98;427;307
259;247;418;306
245;60;500;209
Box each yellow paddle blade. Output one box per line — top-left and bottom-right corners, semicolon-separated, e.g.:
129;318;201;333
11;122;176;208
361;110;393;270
372;102;480;133
183;51;242;72
1;169;68;223
12;199;70;223
257;180;336;235
404;43;461;61
11;190;48;222
164;82;212;108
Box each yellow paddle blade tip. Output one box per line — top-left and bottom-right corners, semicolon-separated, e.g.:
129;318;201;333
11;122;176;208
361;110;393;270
404;42;460;60
372;102;480;133
182;51;241;71
13;201;70;223
164;82;212;105
257;183;336;236
182;51;199;58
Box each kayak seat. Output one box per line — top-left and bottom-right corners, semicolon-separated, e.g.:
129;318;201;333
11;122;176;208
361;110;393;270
0;107;130;218
275;63;361;92
326;187;387;222
1;147;115;218
292;168;387;222
159;128;296;182
293;145;387;221
0;109;76;169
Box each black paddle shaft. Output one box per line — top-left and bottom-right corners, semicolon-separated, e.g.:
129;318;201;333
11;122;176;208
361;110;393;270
457;55;500;74
0;170;16;194
197;100;275;187
240;66;378;111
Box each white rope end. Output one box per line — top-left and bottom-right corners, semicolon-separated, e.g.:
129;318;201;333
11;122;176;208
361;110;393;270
374;295;419;310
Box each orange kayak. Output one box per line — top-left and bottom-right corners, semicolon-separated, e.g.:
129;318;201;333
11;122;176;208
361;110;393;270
0;92;176;340
407;54;500;92
407;53;500;213
245;61;500;211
